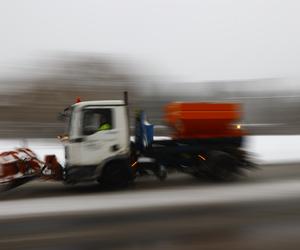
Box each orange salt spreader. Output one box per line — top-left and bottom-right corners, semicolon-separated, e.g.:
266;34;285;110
165;102;244;139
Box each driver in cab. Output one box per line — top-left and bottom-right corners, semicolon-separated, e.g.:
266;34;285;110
98;115;111;131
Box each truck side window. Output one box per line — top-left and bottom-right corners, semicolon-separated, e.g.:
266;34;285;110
82;108;113;135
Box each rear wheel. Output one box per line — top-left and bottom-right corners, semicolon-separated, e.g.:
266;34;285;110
207;150;238;181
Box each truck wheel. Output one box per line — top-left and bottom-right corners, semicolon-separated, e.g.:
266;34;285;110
100;161;132;189
207;151;238;181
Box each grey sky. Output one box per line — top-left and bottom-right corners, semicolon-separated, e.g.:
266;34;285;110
0;0;300;81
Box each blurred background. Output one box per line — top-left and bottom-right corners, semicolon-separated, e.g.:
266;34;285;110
1;1;300;249
0;0;300;137
2;54;300;137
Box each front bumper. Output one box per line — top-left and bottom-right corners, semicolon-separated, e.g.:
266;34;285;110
64;165;98;184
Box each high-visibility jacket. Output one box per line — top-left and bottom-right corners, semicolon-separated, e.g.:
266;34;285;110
98;123;111;131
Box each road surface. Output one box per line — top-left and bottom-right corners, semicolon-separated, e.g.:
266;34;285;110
0;163;300;250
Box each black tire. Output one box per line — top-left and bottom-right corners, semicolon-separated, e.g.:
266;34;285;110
207;150;238;181
191;160;209;179
100;161;132;189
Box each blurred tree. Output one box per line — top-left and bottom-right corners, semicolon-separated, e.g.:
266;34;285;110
0;54;139;137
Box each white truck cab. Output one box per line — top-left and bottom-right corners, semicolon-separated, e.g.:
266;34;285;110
64;99;131;185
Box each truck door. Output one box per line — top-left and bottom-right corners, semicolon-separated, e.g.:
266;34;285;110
80;107;119;166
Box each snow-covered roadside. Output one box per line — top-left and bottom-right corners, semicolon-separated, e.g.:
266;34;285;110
0;136;298;165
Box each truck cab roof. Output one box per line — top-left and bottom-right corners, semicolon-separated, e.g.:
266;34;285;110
72;100;125;108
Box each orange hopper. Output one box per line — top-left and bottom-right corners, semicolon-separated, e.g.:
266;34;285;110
165;102;244;139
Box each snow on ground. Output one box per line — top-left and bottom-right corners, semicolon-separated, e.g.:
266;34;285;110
0;136;298;165
244;136;300;164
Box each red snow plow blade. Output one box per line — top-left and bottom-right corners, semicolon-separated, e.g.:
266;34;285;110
0;148;63;191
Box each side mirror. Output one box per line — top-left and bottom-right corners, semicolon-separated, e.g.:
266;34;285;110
57;112;67;121
58;106;71;121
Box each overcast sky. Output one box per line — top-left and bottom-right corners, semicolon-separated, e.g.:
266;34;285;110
0;0;300;82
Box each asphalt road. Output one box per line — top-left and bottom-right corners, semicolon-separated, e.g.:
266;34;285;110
1;163;300;250
2;163;300;201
